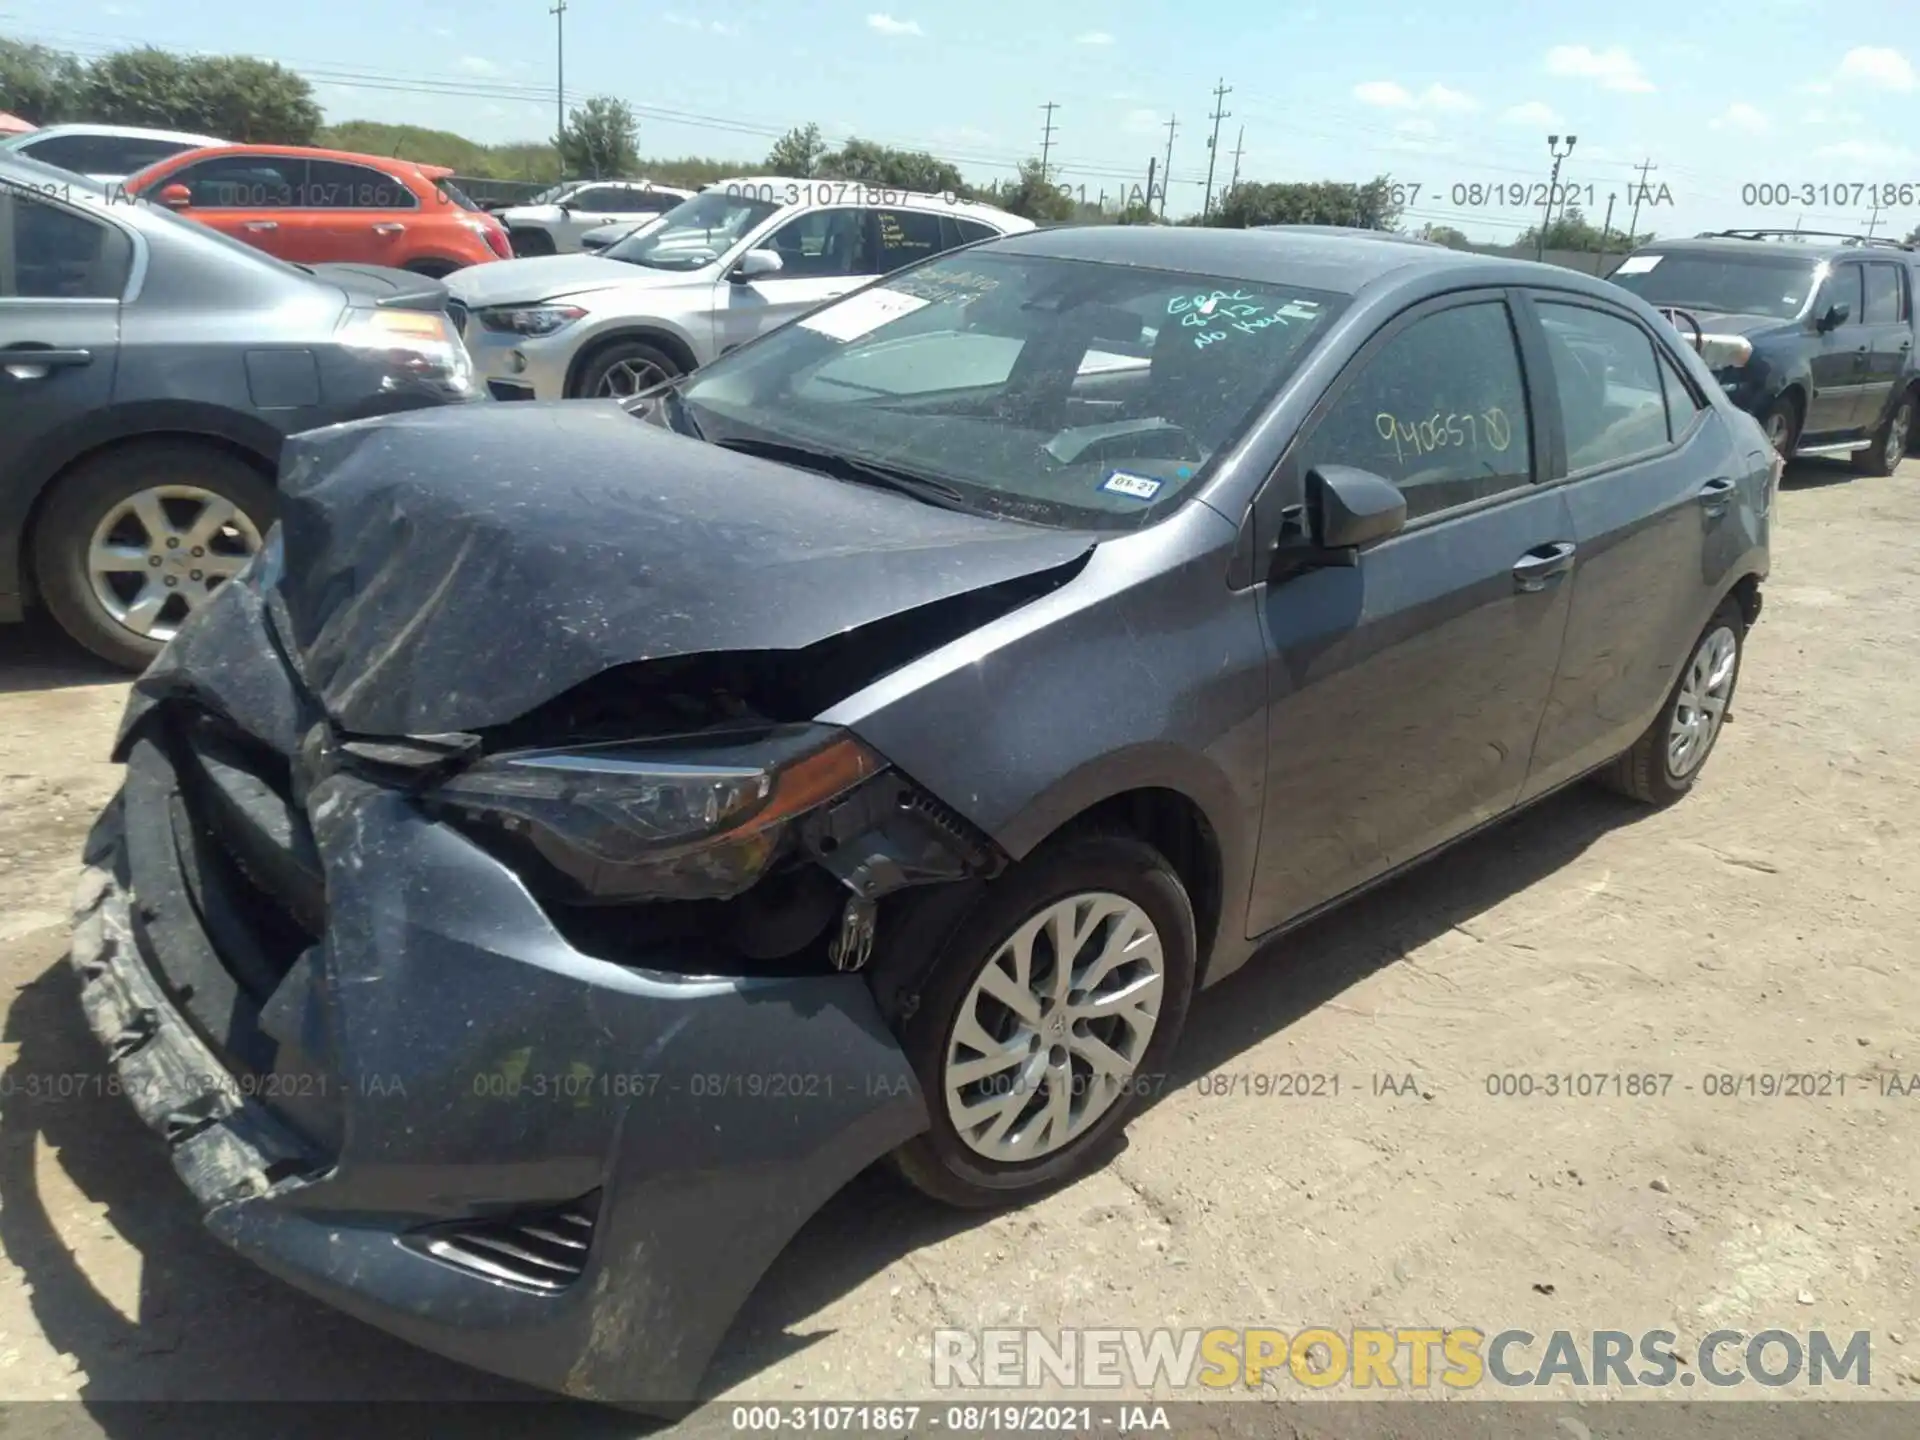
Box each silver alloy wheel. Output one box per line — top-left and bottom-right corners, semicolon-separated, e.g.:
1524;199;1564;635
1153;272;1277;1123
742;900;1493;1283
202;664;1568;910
86;485;262;643
1667;624;1739;780
594;356;670;398
1765;407;1793;457
943;892;1166;1163
1886;400;1912;472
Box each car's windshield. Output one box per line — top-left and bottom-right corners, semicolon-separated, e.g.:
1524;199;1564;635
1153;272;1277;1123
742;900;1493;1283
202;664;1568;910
604;189;780;270
673;250;1344;532
1608;251;1821;320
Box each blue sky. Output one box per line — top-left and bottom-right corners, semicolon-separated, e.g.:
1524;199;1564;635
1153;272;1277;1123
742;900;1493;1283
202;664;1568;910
4;0;1916;240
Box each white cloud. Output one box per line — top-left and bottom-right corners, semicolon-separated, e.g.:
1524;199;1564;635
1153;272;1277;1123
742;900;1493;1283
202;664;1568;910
867;13;923;36
1075;31;1115;45
1396;118;1438;138
1709;102;1770;135
1503;100;1562;126
1801;106;1864;126
1123;108;1160;135
1545;44;1654;92
1796;79;1832;95
1813;138;1915;164
1836;46;1916;91
455;56;501;76
664;12;739;33
1353;81;1479;112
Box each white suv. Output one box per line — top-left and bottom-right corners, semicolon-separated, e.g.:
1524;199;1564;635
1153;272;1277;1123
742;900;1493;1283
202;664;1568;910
492;179;694;255
0;124;227;184
447;177;1034;400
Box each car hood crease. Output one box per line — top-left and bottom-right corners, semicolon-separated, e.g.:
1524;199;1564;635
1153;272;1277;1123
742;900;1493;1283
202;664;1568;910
272;404;1096;736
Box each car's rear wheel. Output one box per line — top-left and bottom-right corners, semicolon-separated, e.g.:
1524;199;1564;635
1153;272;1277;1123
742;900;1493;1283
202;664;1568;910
404;259;458;279
1760;394;1800;462
32;442;275;671
1599;596;1746;806
1853;387;1915;477
572;338;683;399
889;831;1196;1208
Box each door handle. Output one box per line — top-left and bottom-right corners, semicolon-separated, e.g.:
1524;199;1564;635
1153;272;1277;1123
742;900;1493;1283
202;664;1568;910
372;222;405;236
2;347;92;380
243;220;278;232
1512;541;1576;592
1698;475;1736;516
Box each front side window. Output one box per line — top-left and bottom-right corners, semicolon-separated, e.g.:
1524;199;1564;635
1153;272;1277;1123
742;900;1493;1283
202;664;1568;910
1658;349;1706;439
1817;264;1862;325
1293;301;1532;521
1607;251;1822;321
159;155;303;208
0;190;133;298
25;133;195;175
1538;302;1670;472
762;208;870;278
675;250;1343;530
602;190;780;271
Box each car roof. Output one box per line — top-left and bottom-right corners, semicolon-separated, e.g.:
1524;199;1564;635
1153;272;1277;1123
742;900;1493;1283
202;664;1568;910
710;175;1029;226
152;142;441;174
14;122;227;145
1629;236;1917;262
1258;224;1447;247
985;224;1516;291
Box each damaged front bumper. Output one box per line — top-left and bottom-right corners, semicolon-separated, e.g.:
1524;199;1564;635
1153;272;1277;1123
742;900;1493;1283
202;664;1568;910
69;617;932;1406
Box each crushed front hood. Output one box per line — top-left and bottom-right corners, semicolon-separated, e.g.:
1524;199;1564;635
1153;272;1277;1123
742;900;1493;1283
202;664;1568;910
270;404;1094;737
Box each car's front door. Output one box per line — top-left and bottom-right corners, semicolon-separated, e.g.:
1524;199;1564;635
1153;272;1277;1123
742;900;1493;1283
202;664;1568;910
1245;291;1575;935
0;189;126;565
712;207;874;356
140;153;305;261
1856;260;1913;433
1518;291;1754;794
1806;261;1867;439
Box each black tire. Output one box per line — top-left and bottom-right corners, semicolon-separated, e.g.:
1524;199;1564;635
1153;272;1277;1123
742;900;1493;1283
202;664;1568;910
888;831;1197;1209
1852;386;1915;477
1760;393;1800;463
1599;596;1746;806
31;442;277;672
403;259;458;279
570;338;684;400
508;227;555;257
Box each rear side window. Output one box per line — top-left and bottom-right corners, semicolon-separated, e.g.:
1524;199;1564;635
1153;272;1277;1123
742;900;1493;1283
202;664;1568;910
1537;302;1670;472
1294;300;1533;521
952;218;997;244
1863;263;1906;323
0;190;134;298
300;160;417;209
873;208;943;274
24;133;195;175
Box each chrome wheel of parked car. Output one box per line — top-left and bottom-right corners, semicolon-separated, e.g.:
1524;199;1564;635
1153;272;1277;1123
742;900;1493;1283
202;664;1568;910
1762;400;1797;459
1667;623;1739;780
943;892;1166;1164
594;356;672;398
1855;392;1914;477
86;485;262;642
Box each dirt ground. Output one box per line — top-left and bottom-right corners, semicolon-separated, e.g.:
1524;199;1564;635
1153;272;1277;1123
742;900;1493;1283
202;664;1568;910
0;460;1916;1435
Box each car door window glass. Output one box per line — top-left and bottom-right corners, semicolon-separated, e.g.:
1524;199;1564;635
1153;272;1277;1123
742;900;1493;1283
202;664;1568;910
0;190;134;299
1657;349;1705;441
952;218;997;245
1819;265;1862;325
873;209;943;274
1294;301;1532;522
1538;302;1670;471
569;186;629;210
1863;263;1903;324
165;156;304;207
300;160;417;209
760;207;868;279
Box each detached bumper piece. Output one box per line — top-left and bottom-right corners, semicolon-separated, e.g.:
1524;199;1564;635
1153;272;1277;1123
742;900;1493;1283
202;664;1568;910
70;691;930;1409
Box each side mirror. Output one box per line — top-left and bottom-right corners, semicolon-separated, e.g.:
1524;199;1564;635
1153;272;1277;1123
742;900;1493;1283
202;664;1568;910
1308;465;1407;551
157;183;192;210
1817;301;1850;332
729;248;784;284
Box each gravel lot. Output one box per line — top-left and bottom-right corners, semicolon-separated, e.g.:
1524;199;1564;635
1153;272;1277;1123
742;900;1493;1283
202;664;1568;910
0;460;1915;1434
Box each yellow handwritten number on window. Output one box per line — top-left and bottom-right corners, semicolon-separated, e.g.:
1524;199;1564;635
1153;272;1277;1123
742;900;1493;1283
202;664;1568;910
1374;408;1512;467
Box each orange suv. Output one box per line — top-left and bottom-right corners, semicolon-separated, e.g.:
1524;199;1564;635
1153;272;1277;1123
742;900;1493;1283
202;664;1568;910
123;144;511;275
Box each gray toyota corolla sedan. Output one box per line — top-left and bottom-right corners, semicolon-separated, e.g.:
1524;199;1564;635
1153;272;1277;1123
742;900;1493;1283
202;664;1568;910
71;225;1773;1407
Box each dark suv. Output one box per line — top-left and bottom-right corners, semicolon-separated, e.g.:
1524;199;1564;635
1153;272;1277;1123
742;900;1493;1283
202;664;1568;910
1;153;479;669
1605;229;1918;475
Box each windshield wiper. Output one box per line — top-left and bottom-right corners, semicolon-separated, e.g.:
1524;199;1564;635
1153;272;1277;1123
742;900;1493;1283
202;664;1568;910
714;437;970;510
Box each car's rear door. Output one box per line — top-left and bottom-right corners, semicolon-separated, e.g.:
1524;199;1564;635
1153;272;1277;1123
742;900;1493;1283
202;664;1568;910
1517;289;1760;796
1244;290;1575;935
292;158;422;266
0;189;126;572
1856;260;1912;432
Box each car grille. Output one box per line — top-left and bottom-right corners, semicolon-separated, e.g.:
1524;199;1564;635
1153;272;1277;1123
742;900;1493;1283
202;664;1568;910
403;1193;600;1292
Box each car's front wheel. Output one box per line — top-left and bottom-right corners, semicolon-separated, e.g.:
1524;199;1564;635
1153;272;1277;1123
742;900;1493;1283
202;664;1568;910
1853;386;1915;477
572;338;684;399
32;442;275;670
1760;394;1800;462
890;831;1197;1208
1599;596;1746;806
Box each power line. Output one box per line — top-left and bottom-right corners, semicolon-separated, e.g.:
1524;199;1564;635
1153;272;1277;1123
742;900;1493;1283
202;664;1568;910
1038;100;1059;182
1202;78;1231;218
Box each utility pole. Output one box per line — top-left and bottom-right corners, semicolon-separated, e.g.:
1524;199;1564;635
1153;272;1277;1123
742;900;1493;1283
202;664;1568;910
1160;114;1178;220
1624;156;1655;249
1038;101;1060;183
1537;133;1576;261
550;0;567;178
1594;190;1616;275
1202;79;1232;219
1144;156;1157;220
1228;125;1245;197
1866;202;1883;239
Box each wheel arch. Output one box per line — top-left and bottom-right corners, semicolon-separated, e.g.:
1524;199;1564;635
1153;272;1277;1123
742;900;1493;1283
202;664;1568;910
563;326;700;398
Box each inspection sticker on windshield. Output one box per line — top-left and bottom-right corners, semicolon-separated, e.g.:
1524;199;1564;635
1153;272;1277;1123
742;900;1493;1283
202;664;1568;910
1102;471;1163;501
797;288;931;342
1614;254;1662;275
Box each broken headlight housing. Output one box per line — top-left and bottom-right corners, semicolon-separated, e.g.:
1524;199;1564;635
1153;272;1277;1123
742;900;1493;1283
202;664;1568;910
427;724;883;902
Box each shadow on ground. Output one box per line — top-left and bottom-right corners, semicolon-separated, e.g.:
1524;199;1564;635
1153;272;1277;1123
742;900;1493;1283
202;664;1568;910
0;615;127;698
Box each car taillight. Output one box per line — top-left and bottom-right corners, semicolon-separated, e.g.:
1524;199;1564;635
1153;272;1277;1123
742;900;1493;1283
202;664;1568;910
484;225;511;259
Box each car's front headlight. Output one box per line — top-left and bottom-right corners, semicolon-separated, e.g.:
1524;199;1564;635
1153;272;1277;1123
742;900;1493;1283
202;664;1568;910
475;304;587;337
337;308;474;398
427;724;883;902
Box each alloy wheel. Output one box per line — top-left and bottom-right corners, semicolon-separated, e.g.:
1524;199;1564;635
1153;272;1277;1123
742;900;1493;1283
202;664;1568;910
1765;408;1793;458
1667;624;1739;780
943;892;1166;1164
86;485;262;643
1886;401;1912;473
594;357;670;398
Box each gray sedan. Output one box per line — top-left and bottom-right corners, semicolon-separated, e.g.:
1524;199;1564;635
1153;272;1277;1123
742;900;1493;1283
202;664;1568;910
72;225;1771;1407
